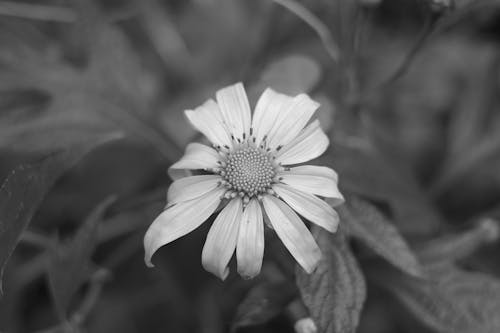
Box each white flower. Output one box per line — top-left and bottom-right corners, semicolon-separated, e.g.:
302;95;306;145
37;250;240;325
144;83;344;280
294;317;317;333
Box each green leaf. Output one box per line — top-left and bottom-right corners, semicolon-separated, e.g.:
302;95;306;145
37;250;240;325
378;263;500;333
0;132;122;290
231;280;297;331
296;227;366;333
340;196;424;277
47;196;116;320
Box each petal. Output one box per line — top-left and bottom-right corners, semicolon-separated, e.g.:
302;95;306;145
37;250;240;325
275;120;329;165
168;143;221;180
144;187;225;267
185;99;232;148
251;88;294;146
236;198;264;279
216;82;251;141
202;198;242;280
267;94;319;149
279;165;344;201
273;184;340;233
167;175;221;205
262;195;321;273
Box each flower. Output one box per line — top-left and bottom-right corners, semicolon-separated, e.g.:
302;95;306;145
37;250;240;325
144;83;344;280
294;318;317;333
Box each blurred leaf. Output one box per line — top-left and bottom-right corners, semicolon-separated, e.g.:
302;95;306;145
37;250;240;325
415;218;500;264
253;55;321;96
377;265;470;332
422;0;453;11
428;265;500;331
431;55;500;196
0;48;104;151
418;0;500;31
377;263;500;333
328;141;442;235
340;196;424;277
313;94;336;133
431;130;500;197
296;227;366;333
231;280;297;331
47;196;116;320
0;3;177;159
446;57;497;156
73;0;156;109
178;0;267;83
138;0;193;75
452;0;500;10
271;0;339;62
0;132;122;291
99;197;164;244
0;121;114;153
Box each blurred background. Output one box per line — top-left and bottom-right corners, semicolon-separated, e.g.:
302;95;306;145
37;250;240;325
1;0;500;332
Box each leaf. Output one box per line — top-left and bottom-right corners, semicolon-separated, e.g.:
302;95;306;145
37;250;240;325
271;0;340;62
231;280;297;331
296;227;366;333
253;55;321;96
0;122;115;153
431;129;500;197
445;56;496;156
0;3;177;159
430;52;500;196
137;0;193;73
328;141;442;235
74;0;156;108
431;265;500;331
415;218;500;264
47;196;116;320
450;0;500;11
0;132;122;290
339;196;424;277
376;263;500;333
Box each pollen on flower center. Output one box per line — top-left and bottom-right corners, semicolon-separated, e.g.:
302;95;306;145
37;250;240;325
221;147;276;197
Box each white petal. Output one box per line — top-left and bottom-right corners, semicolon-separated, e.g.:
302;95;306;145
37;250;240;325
168;143;220;180
267;94;319;149
167;175;221;205
262;195;321;273
185;99;232;148
251;88;294;146
236;199;264;279
216;83;251;141
279;165;344;201
144;187;225;267
273;184;340;233
202;198;242;280
275;120;329;165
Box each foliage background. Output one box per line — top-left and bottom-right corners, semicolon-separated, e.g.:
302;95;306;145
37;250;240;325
1;0;500;332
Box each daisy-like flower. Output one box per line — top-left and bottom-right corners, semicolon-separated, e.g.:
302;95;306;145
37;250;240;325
144;83;344;280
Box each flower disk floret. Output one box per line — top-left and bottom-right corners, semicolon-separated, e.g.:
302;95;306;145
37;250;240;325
220;144;277;201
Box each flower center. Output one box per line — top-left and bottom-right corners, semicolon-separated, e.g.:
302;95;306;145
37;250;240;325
222;147;276;197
